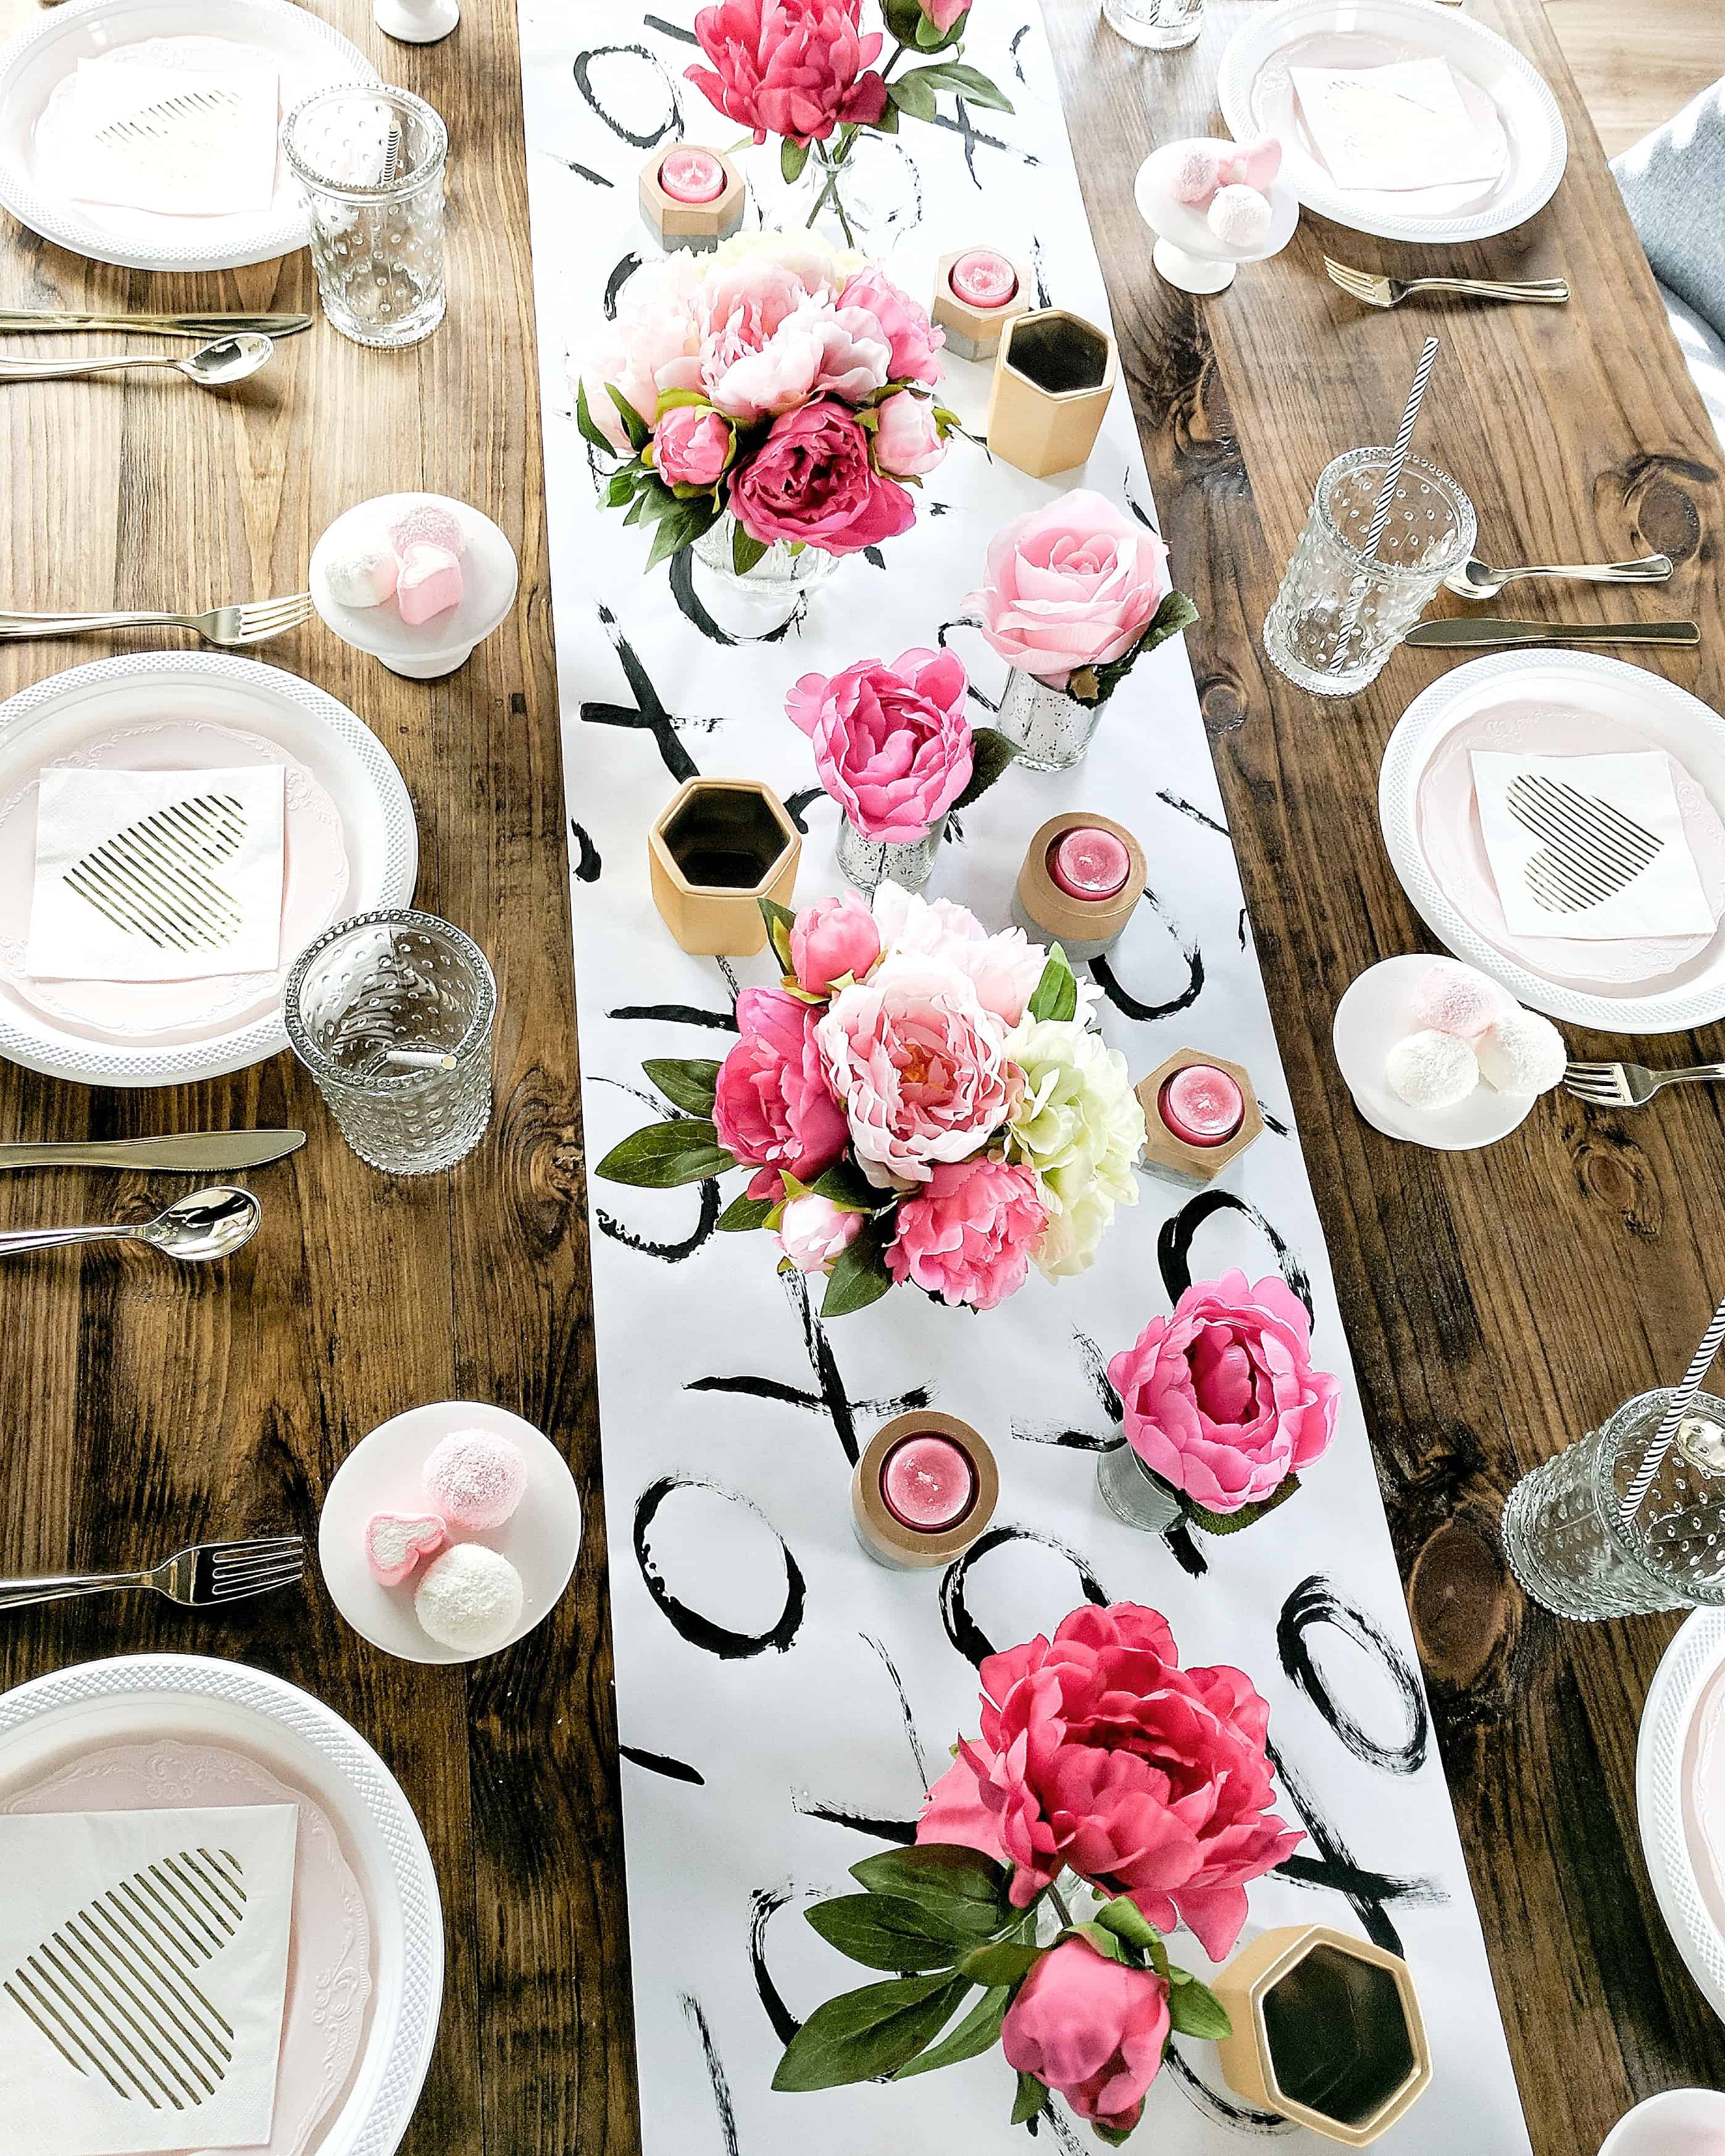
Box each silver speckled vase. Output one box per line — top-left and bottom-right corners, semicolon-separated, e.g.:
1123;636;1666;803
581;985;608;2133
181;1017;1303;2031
835;814;943;894
995;667;1105;773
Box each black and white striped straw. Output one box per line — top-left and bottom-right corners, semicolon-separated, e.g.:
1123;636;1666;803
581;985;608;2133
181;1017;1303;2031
1328;334;1440;675
1619;1290;1725;1525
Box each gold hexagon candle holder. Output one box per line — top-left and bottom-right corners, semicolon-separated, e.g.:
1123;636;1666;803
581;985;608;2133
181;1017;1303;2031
985;307;1117;478
1013;810;1145;961
1134;1047;1263;1185
648;777;799;955
638;146;746;251
932;247;1032;362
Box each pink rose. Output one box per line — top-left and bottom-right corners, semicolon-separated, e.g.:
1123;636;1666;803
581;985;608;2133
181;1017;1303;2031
687;0;888;145
836;267;945;385
653;403;733;488
1003;1937;1171;2137
885;1156;1046;1311
872;390;945;477
713;987;848;1200
791;890;882;996
871;884;1048;1028
918;0;971;30
816;954;1013;1184
916;1602;1303;1959
967;487;1172;691
730;399;916;557
1107;1269;1340;1515
774;1190;862;1276
787;646;972;843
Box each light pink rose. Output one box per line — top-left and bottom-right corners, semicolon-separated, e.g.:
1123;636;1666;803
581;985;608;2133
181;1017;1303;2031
871;884;1049;1029
885;1156;1046;1311
787;646;972;843
836;267;945;385
872;390;945;477
816;954;1013;1185
774;1190;863;1276
918;0;971;31
687;0;888;144
653;403;733;488
577;256;703;452
967;487;1173;690
790;890;883;996
1107;1269;1340;1515
713;987;848;1200
1003;1937;1171;2137
730;399;916;557
916;1602;1304;1960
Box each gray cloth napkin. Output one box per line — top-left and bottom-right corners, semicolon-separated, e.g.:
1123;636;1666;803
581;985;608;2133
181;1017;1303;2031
1614;76;1725;344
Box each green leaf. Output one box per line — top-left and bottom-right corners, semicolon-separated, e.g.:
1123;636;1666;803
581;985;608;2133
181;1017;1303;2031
595;1118;735;1189
949;725;1017;814
887;71;938;123
958;1939;1040;1988
873;97;900;133
1181;1473;1301;1537
850;1844;1013;1932
604;382;651;452
1093;1899;1166;1956
805;1892;972;1973
717;1191;776;1232
654;387;710;416
1167;1975;1232;2042
780;134;811;183
645;491;720;570
1082;588;1199;709
811;1159;892;1214
821;1221;894;1318
1092;2123;1135;2149
1025;946;1079;1024
1012;2070;1050;2126
758;893;798;972
772;1971;971;2092
882;0;927;39
603;468;640;509
898;61;1012;112
732;522;770;577
892;1986;1009;2079
575;378;620;458
641;1058;720;1118
1065;1921;1127;1964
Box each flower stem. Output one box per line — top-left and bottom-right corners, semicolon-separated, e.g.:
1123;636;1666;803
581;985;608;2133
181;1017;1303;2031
1046;1881;1074;1930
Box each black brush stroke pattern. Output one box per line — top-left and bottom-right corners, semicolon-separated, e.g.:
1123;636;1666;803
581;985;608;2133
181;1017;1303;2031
1092;893;1204;1022
679;1994;740;2156
584;604;700;779
634;1475;806;1659
1277;1576;1430;1775
749;1885;804;2044
862;1630;933;1792
572;43;683;148
622;1743;706;1784
570;820;602;882
1268;1741;1444;1955
604;249;644;319
791;1798;919;1843
645;10;700;40
1156;788;1227;837
1164;2044;1296;2135
1156;1187;1315;1325
940;1526;1110;1667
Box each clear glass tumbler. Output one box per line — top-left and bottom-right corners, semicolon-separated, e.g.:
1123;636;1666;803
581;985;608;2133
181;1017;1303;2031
283;85;448;348
1102;0;1203;50
283;909;495;1174
1262;449;1476;697
1500;1388;1725;1619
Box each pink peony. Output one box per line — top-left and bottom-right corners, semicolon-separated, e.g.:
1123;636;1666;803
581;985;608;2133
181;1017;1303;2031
577;256;703;452
653;403;733;488
816;953;1014;1185
703;295;889;424
872;884;1049;1029
1107;1269;1339;1515
1003;1937;1171;2136
918;0;971;30
968;487;1172;691
791;890;882;996
774;1190;863;1276
837;267;945;385
916;1602;1303;1959
687;0;888;145
872;390;945;477
713;987;847;1200
885;1155;1046;1311
787;646;972;843
730;399;916;556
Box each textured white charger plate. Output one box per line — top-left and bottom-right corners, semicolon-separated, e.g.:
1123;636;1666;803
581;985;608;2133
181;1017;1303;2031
1216;0;1567;244
1379;651;1725;1034
1638;1610;1725;2026
0;1653;444;2156
0;0;376;272
0;652;417;1087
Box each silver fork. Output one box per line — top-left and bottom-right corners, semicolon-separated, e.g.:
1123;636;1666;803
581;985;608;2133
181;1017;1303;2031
0;595;312;648
1563;1059;1725;1108
0;1535;304;1613
1324;255;1571;309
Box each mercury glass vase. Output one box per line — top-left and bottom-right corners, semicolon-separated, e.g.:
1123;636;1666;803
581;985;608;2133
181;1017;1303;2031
995;667;1106;773
691;512;841;611
1096;1444;1184;1531
836;815;943;894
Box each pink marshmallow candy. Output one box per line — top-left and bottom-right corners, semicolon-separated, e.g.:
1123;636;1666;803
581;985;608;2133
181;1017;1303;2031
389;503;467;559
1170;143;1222;206
397;543;464;625
424;1428;527;1531
1217;133;1282;192
364;1510;448;1587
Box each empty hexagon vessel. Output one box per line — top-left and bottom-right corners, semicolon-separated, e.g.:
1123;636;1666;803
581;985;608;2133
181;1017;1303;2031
648;778;800;955
985;307;1117;477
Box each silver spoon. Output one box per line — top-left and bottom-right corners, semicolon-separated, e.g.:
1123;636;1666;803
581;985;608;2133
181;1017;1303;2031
1444;550;1674;601
0;1185;262;1262
0;333;275;389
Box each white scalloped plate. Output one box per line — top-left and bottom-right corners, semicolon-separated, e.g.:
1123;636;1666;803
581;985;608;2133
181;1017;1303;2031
0;1655;443;2156
0;653;417;1087
0;0;377;273
1638;1610;1725;2026
1216;0;1567;244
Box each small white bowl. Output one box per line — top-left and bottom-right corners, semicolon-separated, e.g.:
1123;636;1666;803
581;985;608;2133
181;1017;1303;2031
310;491;519;679
1598;2090;1725;2156
1332;953;1541;1151
1133;142;1300;295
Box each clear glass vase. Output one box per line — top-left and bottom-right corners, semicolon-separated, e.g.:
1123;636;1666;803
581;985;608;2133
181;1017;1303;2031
995;668;1105;773
772;130;921;253
691;512;841;612
836;815;943;894
1096;1444;1184;1531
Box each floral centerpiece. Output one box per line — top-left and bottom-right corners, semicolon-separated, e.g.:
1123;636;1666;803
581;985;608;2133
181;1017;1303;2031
575;232;956;577
773;1602;1303;2142
596;882;1145;1316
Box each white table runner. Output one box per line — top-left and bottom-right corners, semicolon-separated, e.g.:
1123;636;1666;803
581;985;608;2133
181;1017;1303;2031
517;5;1533;2149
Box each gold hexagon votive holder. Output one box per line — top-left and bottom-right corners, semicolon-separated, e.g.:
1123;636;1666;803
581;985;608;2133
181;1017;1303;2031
1134;1047;1263;1187
932;248;1032;362
985;307;1117;478
1213;1925;1433;2147
638;146;746;252
648;777;799;955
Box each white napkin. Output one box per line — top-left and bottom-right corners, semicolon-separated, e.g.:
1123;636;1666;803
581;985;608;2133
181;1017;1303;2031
0;1805;296;2155
27;765;286;983
1472;749;1717;939
54;54;280;217
1290;59;1503;191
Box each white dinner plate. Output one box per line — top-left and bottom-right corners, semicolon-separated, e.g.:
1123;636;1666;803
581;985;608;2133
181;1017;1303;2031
1638;1610;1725;2028
1379;651;1725;1034
1216;0;1567;244
0;1654;444;2156
0;652;417;1087
0;0;376;273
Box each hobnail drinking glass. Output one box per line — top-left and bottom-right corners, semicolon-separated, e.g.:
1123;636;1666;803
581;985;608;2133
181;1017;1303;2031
1102;0;1203;50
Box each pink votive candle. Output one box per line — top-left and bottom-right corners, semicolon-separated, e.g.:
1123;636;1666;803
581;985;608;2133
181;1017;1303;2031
1048;825;1131;901
881;1434;977;1533
949;248;1019;310
659;148;726;204
1159;1064;1245;1148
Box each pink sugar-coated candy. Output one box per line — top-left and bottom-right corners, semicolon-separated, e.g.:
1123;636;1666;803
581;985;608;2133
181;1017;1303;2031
364;1510;448;1587
424;1428;527;1531
1411;958;1513;1041
396;543;464;625
388;503;467;559
1170;143;1222;206
1217;133;1282;191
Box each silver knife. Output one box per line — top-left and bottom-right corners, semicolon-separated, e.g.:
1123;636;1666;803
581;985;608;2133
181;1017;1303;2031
1405;617;1700;650
0;1130;306;1172
0;311;314;339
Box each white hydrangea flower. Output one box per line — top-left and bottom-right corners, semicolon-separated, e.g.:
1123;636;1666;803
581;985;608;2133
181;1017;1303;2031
1004;1017;1146;1279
